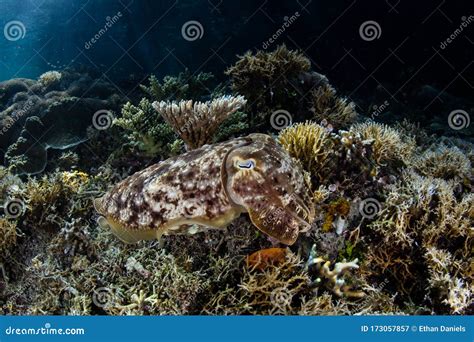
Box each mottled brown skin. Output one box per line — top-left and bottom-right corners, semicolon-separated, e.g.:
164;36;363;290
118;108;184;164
94;134;315;245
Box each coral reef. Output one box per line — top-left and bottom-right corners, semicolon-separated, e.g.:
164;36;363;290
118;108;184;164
226;45;317;127
226;45;358;131
360;169;473;314
0;218;17;257
278;121;374;191
113;70;234;157
278;122;333;181
152;95;247;149
0;46;472;317
37;71;62;90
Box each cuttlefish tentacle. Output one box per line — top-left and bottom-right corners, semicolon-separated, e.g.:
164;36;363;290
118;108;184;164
94;134;315;245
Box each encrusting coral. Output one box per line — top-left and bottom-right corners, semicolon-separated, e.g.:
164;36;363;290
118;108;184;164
0;68;121;175
152;95;247;149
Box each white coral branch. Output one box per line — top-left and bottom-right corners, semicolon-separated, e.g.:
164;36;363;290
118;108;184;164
152;95;247;149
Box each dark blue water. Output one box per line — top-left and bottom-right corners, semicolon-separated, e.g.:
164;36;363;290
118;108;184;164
1;0;472;103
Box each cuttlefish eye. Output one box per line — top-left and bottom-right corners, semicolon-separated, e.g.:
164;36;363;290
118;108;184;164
236;159;256;169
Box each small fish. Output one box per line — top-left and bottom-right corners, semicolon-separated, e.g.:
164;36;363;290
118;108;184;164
247;247;288;270
94;134;315;245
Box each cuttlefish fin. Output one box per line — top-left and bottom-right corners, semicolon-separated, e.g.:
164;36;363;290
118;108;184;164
97;216;163;244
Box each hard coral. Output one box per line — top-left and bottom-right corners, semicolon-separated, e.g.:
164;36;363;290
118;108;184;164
38;71;62;89
310;83;357;129
362;169;473;314
152;95;247;149
279;122;374;190
0;218;17;257
349;122;415;166
411;144;472;181
226;45;312;125
141;69;215;102
278;122;334;184
114;98;178;157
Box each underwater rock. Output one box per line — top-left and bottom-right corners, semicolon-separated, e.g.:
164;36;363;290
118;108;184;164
95;134;315;245
0;69;122;175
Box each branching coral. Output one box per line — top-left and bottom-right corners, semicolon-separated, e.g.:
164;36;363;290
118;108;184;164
278;122;374;189
114;98;178;156
152;95;247;149
310;83;357;129
361;169;473;313
205;251;310;315
306;244;364;298
0;218;18;257
226;45;312;125
278;122;334;182
349;122;415;166
141;69;215;101
212;110;249;143
411;144;472;181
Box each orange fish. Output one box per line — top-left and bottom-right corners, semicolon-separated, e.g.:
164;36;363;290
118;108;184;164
246;247;288;270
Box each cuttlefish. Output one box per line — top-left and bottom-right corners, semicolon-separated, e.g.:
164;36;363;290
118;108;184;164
94;134;315;245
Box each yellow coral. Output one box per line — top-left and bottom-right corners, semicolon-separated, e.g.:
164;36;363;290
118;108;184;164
322;198;351;232
278;122;333;182
0;218;17;256
60;171;90;192
350;122;415;165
